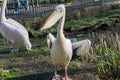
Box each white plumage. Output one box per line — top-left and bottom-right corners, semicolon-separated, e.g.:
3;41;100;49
0;0;32;52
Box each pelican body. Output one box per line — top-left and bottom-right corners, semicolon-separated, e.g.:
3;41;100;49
48;33;72;68
41;4;91;80
41;4;72;80
0;0;32;52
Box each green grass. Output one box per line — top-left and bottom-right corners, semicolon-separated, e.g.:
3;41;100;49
0;68;16;80
97;48;120;79
89;32;120;79
65;9;120;29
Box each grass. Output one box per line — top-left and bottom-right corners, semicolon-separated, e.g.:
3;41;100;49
87;32;120;79
65;9;120;29
0;68;16;80
29;49;40;54
97;50;120;79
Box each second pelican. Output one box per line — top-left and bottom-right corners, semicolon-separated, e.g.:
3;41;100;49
0;0;32;52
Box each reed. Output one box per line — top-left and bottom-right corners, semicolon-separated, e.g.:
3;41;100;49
88;32;120;79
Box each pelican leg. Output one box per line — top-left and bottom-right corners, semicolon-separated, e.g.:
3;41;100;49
14;46;19;52
52;66;61;80
54;66;57;76
10;45;19;53
62;66;72;80
65;66;68;80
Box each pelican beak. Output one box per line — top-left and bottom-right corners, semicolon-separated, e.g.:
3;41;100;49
40;9;63;31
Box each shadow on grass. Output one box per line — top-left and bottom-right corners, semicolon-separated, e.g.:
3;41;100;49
5;72;53;80
0;48;11;54
5;67;97;80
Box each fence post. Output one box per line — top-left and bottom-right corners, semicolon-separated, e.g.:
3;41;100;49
31;0;34;7
36;0;39;7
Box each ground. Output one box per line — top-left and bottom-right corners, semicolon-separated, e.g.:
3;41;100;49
0;37;99;80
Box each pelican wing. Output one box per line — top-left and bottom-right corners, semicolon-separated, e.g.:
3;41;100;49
1;22;25;44
1;21;31;49
72;39;91;56
47;33;55;50
6;18;28;37
47;38;52;50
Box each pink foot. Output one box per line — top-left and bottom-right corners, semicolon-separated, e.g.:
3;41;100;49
52;75;62;80
62;77;73;80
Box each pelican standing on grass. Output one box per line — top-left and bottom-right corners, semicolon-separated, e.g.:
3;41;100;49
0;0;32;52
40;4;91;80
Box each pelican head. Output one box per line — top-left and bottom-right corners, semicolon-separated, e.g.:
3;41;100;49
40;4;65;31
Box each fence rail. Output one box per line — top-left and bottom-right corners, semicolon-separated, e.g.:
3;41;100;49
5;0;116;21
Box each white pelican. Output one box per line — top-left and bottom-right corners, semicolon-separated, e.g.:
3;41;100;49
41;4;91;80
0;0;32;52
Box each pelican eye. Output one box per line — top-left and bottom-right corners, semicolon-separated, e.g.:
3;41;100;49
56;7;62;12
